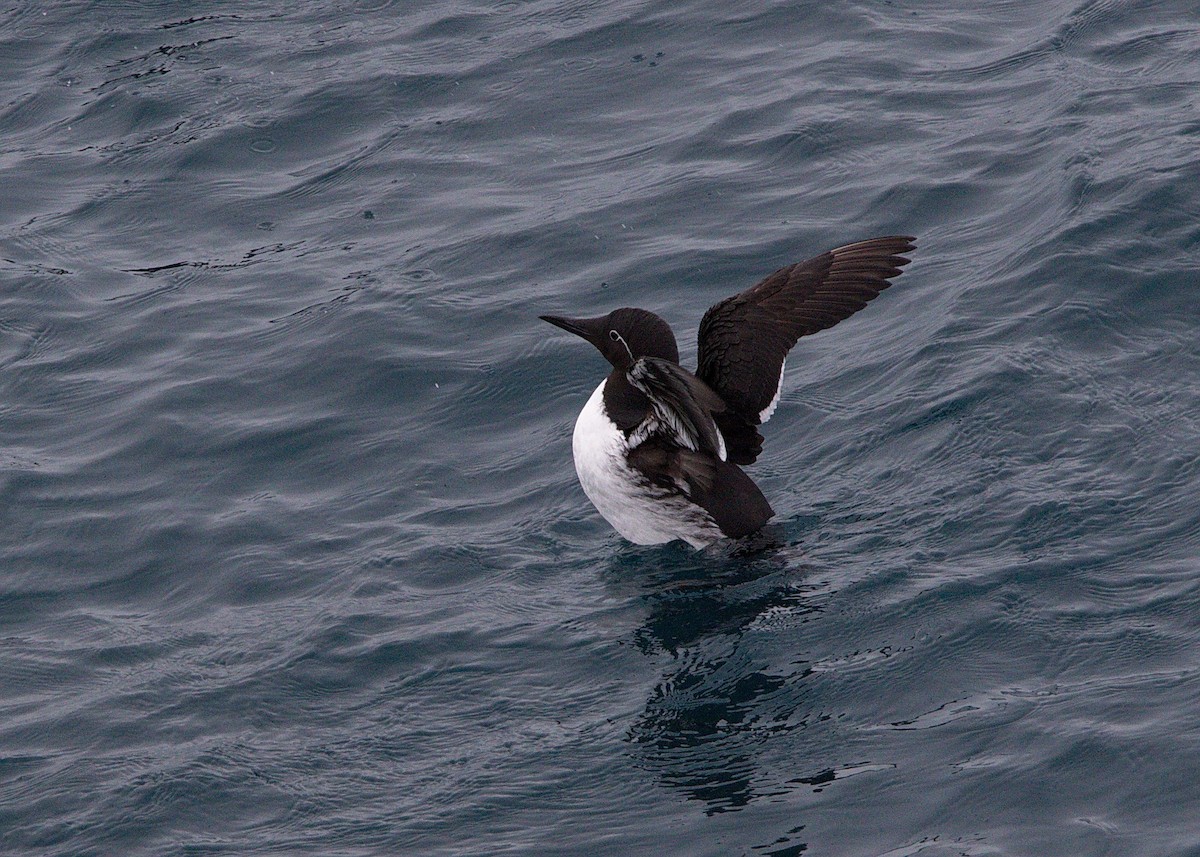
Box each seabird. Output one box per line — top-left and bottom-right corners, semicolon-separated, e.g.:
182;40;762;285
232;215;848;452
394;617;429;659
541;236;915;548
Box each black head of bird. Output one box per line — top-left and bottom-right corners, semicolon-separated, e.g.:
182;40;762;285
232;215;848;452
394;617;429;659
539;308;679;372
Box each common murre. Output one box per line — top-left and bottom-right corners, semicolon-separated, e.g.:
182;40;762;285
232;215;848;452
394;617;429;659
541;236;915;549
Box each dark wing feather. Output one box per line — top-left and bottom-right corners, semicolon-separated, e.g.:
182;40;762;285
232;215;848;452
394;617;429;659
696;236;915;464
627;356;727;459
627;439;774;538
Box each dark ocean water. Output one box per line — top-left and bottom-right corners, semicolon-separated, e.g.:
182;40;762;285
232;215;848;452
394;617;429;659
3;1;1200;854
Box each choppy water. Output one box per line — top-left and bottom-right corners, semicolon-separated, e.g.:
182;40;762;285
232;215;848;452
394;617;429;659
3;1;1200;854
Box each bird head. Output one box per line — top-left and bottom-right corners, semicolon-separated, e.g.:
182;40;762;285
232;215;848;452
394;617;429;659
540;307;679;371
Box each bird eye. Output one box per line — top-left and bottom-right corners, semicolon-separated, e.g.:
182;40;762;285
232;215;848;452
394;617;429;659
608;330;620;341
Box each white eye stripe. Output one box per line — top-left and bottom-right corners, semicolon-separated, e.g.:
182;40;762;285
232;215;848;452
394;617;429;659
609;330;634;362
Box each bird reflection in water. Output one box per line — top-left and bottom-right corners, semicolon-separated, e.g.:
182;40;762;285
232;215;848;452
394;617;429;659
604;532;820;820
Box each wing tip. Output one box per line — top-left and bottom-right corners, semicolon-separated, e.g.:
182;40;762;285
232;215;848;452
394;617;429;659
831;235;916;256
828;235;916;274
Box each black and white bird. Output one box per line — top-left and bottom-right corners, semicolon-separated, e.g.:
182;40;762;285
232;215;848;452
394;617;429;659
541;236;915;549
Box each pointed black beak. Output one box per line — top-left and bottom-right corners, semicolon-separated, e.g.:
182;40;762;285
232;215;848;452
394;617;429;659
539;314;605;344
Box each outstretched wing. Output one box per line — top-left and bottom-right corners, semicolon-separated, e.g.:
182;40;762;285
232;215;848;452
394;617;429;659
696;235;915;464
626;356;728;461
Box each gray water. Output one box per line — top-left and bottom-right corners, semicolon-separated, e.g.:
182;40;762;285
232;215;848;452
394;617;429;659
3;1;1200;855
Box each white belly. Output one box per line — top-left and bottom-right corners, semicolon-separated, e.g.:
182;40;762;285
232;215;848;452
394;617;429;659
571;381;721;549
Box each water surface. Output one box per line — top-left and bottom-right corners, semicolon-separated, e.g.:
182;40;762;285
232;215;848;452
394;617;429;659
3;1;1200;854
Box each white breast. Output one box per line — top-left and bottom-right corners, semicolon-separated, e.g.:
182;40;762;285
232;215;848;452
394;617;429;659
571;381;722;549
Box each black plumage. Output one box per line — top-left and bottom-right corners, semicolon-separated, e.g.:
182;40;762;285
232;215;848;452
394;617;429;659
697;236;915;464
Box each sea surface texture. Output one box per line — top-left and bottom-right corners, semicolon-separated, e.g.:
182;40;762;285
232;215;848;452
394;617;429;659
3;1;1199;855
